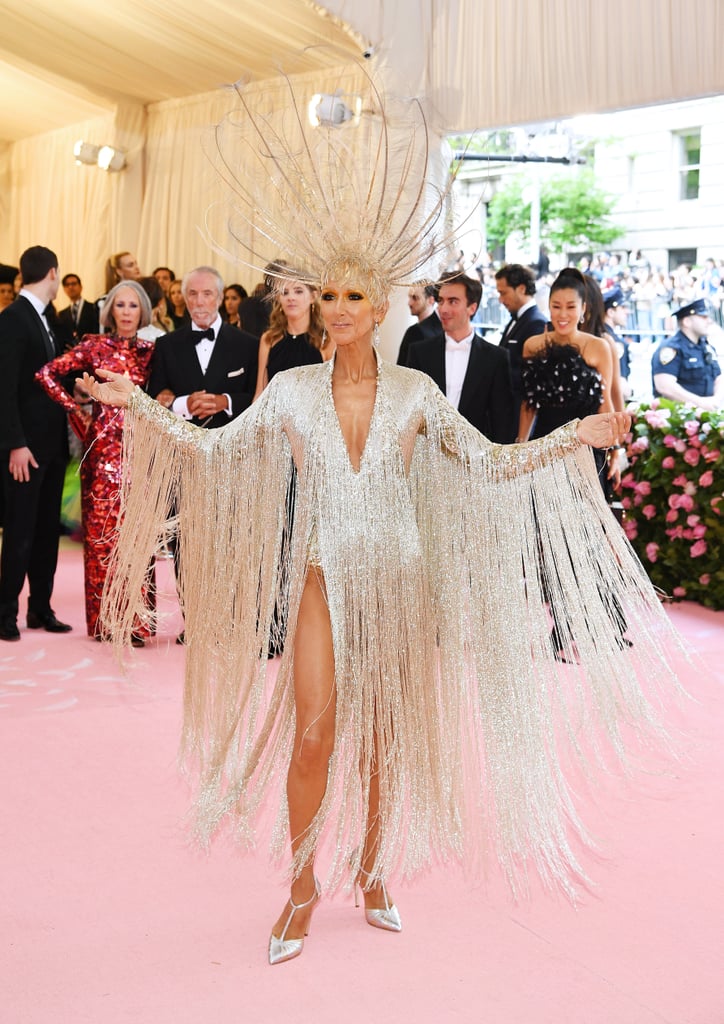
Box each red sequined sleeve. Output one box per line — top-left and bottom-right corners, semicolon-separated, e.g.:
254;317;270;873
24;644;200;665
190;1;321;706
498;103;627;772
35;335;105;441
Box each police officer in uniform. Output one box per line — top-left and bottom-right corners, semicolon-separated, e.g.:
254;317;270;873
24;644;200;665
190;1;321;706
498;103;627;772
651;298;722;411
603;286;632;400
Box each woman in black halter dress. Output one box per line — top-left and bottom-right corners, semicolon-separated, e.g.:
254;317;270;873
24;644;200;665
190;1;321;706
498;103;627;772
254;275;329;399
520;268;628;655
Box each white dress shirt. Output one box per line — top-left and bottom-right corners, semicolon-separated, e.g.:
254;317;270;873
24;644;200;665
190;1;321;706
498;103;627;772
444;329;474;410
172;315;233;420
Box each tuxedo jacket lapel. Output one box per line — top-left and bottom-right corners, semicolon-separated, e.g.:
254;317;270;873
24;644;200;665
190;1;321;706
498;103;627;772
203;329;231;390
516;307;537;336
458;336;486;412
501;317;517;344
20;296;54;360
431;343;446;393
179;333;206;390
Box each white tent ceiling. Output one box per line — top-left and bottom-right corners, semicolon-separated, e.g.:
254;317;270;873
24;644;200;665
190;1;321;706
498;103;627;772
3;0;724;144
0;0;365;142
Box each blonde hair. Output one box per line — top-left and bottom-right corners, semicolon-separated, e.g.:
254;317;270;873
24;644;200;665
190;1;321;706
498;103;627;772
266;279;325;350
104;251;133;293
321;255;390;313
99;280;153;333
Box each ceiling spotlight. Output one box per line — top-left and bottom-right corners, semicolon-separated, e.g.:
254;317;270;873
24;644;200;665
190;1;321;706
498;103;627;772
97;146;127;172
308;91;362;128
74;140;100;165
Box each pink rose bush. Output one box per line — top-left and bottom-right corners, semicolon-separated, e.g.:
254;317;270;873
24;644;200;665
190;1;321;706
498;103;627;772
624;399;724;609
645;542;659;562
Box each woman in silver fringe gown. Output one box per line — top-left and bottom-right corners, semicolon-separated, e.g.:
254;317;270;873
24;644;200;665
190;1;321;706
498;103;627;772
81;251;683;965
79;68;684;967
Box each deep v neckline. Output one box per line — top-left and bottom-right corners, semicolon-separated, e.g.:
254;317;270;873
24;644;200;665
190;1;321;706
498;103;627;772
328;350;381;475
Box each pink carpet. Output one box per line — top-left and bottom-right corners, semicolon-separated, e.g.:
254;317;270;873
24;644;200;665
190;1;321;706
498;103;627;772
2;542;722;1023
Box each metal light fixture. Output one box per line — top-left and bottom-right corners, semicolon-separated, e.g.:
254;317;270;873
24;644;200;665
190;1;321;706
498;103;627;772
74;140;100;165
73;140;127;171
97;145;127;172
307;91;362;128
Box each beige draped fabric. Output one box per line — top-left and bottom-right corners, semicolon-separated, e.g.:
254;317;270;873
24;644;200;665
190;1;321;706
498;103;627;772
2;104;145;298
4;112;122;295
326;0;724;132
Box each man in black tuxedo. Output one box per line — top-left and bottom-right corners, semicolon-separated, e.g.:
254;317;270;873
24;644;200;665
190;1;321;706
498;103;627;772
148;266;258;642
407;272;516;444
495;263;548;418
148;265;258;428
0;246;71;640
56;273;100;348
397;280;443;365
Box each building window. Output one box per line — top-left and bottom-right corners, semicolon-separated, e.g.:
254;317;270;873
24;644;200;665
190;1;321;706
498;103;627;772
669;248;697;273
676;129;701;200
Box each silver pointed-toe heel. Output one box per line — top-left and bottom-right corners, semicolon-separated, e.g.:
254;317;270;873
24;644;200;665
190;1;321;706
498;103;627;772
268;877;321;966
354;870;402;933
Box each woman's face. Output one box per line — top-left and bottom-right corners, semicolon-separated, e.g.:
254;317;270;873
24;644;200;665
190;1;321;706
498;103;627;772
278;279;313;321
169;281;184;307
117;254;140;280
320;280;377;348
549;287;584;337
111;286;142;337
224;289;241;316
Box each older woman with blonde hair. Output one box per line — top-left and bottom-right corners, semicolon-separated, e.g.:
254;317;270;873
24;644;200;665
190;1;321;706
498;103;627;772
37;279;155;644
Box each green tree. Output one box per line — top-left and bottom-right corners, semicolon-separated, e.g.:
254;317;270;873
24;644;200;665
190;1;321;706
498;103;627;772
487;170;623;253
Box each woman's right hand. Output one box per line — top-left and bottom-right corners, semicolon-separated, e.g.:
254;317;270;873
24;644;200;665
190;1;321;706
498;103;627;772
78;369;134;408
577;410;631;449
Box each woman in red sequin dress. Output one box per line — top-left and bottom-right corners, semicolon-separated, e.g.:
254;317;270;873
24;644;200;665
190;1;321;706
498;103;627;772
36;281;156;642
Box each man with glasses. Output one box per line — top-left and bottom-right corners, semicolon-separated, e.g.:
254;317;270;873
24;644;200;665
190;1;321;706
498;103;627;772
652;298;722;411
56;273;99;347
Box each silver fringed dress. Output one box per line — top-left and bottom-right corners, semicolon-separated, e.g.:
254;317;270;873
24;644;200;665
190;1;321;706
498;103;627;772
103;355;682;897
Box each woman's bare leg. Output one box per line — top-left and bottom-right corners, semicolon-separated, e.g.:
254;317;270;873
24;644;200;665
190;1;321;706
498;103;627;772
358;740;395;911
271;569;336;942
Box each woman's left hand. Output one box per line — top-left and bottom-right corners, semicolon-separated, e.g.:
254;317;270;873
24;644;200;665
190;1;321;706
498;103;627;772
577;411;632;449
78;369;134;407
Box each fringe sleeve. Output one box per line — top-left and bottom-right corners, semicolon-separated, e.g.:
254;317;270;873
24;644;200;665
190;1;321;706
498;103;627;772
101;383;295;836
411;380;686;897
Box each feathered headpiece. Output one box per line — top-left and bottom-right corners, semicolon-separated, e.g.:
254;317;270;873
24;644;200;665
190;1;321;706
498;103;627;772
204;63;466;305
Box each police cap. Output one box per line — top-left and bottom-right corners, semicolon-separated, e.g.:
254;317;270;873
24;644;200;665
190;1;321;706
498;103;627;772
603;285;628;310
674;297;709;319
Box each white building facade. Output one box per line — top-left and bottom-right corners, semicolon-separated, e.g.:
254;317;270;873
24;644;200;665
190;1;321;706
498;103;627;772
585;95;724;271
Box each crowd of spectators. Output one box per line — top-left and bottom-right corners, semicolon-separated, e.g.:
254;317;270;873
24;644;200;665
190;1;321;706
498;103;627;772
0;256;273;346
0;247;283;644
457;250;724;345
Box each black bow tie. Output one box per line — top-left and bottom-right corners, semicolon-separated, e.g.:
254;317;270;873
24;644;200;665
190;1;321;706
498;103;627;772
510;311;519;321
193;327;215;343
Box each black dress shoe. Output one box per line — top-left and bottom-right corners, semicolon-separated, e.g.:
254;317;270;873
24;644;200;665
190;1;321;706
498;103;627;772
0;619;20;641
26;610;72;633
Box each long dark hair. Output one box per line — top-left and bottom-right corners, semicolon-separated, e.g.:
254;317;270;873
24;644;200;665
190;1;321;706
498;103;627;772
549;267;586;303
581;276;606;337
220;284;248;322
